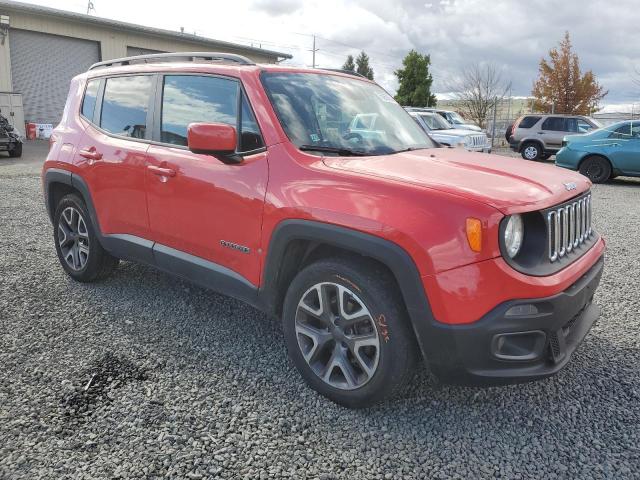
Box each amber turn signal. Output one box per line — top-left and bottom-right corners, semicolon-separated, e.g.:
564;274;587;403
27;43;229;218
466;218;483;252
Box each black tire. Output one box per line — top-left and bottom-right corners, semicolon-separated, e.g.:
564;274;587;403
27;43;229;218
520;142;542;161
282;257;416;408
504;124;513;142
53;193;119;282
579;156;611;183
8;143;22;158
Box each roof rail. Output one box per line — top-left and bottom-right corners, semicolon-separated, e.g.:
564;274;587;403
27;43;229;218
320;68;366;79
88;51;255;71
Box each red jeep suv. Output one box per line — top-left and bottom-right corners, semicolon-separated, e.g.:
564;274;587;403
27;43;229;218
42;52;605;407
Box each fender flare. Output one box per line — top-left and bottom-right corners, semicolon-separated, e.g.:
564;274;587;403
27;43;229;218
260;219;437;360
43;168;103;236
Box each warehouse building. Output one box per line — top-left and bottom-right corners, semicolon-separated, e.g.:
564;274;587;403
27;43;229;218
0;0;291;129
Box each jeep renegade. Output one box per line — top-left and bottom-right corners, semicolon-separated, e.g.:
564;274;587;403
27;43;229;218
42;52;605;408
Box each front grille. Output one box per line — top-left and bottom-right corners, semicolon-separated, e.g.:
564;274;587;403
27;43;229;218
468;134;486;147
547;193;592;262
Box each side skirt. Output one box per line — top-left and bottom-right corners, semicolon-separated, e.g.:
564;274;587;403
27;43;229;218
102;233;263;311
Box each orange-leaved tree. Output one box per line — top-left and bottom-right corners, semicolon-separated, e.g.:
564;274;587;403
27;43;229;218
532;32;607;114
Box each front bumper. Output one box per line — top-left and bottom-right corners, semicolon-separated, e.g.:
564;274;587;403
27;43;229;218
423;255;604;385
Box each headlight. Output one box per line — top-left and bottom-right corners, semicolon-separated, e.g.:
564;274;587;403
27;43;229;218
463;136;472;146
503;214;524;258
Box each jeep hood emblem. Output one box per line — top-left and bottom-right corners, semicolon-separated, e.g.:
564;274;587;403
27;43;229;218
564;182;577;191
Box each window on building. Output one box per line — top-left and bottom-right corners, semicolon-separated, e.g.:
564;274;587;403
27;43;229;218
100;76;152;138
81;79;100;120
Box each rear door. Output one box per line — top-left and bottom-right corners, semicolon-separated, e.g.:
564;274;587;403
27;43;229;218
539;117;567;150
74;75;154;239
145;74;268;286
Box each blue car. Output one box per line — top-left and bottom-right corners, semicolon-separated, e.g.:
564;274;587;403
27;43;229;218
556;120;640;183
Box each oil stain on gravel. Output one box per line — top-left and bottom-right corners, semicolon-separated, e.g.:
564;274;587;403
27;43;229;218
60;353;147;418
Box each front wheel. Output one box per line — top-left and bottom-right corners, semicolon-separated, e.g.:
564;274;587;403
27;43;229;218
579;156;611;183
282;258;416;408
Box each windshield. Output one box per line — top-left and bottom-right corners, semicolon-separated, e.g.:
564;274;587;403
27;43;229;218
447;111;466;125
261;72;436;155
419;113;452;130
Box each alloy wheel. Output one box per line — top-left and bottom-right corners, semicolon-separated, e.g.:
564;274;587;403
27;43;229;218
523;145;538;160
295;282;380;390
57;206;90;271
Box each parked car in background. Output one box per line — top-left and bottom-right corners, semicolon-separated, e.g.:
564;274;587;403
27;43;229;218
556;120;640;183
0;112;22;158
406;107;482;132
508;114;600;161
407;109;491;153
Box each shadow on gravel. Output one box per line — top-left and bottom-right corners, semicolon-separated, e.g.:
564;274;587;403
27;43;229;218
61;352;148;418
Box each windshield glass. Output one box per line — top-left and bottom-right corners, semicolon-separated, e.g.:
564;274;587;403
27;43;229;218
419;113;452;130
261;72;436;155
447;112;466;125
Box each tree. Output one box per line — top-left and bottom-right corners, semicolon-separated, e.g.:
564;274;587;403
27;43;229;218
394;50;436;107
532;32;607;114
342;55;355;72
355;51;374;80
450;63;511;129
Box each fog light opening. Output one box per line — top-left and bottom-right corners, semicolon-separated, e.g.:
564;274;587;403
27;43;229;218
491;331;546;361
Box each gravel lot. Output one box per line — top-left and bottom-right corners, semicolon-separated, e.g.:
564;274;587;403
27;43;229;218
1;142;639;479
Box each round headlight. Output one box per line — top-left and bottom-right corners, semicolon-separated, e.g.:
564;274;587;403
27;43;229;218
504;214;524;258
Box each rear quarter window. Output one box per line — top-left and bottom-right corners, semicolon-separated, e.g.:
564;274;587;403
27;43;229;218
81;79;100;120
517;116;541;129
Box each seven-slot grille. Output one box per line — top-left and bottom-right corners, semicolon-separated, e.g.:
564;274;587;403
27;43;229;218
468;134;487;148
547;193;592;262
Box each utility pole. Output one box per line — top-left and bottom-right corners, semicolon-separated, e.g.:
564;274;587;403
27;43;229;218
310;35;319;68
491;96;498;148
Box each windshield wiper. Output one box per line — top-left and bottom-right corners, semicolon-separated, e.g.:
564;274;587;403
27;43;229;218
299;145;368;156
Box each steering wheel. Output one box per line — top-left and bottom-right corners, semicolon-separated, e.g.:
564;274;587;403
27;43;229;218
343;132;364;144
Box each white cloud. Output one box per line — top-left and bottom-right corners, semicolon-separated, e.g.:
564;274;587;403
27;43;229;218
18;0;640;103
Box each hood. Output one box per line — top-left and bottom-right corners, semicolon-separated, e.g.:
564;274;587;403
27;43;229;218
322;148;591;213
454;123;482;132
432;128;485;138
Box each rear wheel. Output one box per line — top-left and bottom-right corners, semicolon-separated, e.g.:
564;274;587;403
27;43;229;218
8;143;22;158
579;156;611;183
282;258;416;408
521;142;542;161
53;194;119;282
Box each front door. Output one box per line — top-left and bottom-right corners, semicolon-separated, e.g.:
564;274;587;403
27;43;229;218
609;121;640;175
145;74;268;286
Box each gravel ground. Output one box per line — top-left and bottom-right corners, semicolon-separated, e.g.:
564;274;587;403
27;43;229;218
1;142;639;479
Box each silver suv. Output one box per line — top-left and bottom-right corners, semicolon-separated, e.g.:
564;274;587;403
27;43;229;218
407;109;491;153
508;114;600;161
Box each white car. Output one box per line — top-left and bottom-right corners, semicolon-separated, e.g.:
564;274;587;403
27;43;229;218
407;110;491;153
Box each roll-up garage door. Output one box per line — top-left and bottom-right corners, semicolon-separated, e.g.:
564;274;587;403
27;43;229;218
9;29;100;125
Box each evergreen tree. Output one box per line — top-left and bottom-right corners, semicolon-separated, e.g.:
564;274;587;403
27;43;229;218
342;55;355;72
394;50;437;107
355;51;374;80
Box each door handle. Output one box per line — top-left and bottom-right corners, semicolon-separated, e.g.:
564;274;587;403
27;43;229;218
79;147;103;161
147;165;176;177
537;131;545;135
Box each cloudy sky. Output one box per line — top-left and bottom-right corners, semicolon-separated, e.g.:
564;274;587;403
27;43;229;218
19;0;640;106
